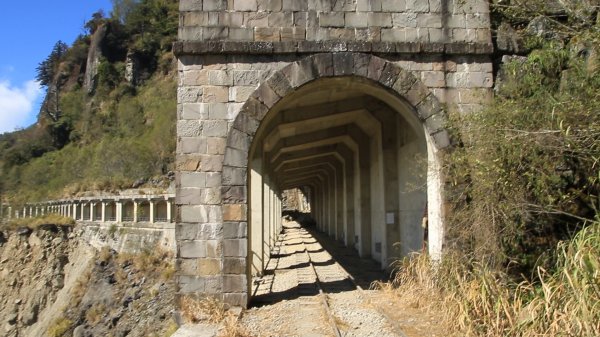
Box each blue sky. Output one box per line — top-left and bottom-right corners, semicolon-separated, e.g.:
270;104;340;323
0;1;113;133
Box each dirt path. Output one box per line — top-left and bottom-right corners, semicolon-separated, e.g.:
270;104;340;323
240;221;436;337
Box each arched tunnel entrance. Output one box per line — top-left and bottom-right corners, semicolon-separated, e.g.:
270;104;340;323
249;76;431;273
220;53;449;306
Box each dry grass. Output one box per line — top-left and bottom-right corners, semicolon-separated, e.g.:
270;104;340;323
85;303;107;324
219;313;252;337
380;222;600;337
179;296;252;337
98;246;113;264
3;213;75;230
161;319;179;337
70;269;92;307
47;316;73;337
180;296;229;323
115;247;174;283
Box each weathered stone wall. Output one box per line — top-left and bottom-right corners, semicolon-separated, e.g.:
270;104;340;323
178;0;491;45
79;222;176;254
175;0;494;307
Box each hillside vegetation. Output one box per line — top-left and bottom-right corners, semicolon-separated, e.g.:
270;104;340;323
0;0;178;207
388;2;600;336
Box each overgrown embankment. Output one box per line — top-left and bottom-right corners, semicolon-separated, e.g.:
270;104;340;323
387;2;600;336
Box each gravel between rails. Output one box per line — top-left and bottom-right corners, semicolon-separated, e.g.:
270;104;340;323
241;220;407;337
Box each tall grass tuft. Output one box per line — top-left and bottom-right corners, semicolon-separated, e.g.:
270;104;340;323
385;221;600;336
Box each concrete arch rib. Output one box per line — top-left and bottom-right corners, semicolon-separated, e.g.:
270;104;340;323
222;52;450;306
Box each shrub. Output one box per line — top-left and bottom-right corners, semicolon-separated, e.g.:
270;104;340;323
48;317;72;337
385;220;600;336
445;42;600;274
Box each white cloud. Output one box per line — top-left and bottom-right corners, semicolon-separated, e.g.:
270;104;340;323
0;79;42;134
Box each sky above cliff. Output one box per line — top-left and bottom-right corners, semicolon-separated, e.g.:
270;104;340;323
0;1;113;134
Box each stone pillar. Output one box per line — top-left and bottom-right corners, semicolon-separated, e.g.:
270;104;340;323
133;201;138;223
149;200;155;223
8;206;12;220
263;176;271;264
116;200;123;223
166;199;172;223
101;201;106;223
90;203;95;221
250;160;264;274
270;188;275;247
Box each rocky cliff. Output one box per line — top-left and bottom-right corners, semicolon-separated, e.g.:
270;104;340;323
0;225;177;337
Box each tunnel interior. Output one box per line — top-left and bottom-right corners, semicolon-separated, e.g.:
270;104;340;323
246;76;434;298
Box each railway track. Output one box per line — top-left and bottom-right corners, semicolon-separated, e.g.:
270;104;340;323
303;227;412;337
281;222;409;337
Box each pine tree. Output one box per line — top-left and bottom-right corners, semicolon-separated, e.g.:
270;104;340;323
35;41;68;87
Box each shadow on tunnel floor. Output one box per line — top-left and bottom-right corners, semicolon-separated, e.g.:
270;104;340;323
307;227;391;290
249;212;390;308
251;278;357;307
288;210;390;289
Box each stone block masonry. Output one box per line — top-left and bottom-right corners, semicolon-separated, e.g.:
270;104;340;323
178;0;492;46
176;0;494;307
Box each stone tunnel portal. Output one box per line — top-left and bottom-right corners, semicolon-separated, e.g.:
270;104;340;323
176;0;494;307
219;59;450;300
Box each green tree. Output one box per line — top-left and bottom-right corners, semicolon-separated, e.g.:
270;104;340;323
84;10;106;34
35;41;68;87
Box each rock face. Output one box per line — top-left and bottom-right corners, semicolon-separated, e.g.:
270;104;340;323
494;55;528;96
0;226;177;337
125;51;140;85
83;23;108;94
60;247;176;337
526;16;562;40
496;22;524;54
0;226;77;337
558;0;600;20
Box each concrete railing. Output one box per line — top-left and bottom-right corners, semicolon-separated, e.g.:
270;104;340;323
1;194;176;225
